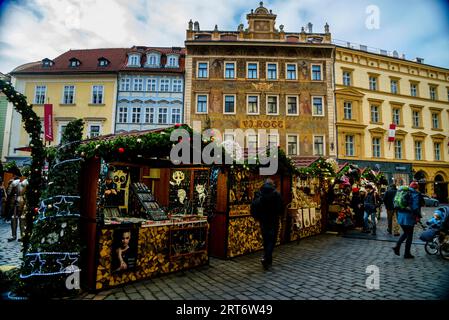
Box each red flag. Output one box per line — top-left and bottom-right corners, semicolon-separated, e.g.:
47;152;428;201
44;104;53;141
388;123;396;142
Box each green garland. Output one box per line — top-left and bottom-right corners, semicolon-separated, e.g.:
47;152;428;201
0;79;45;250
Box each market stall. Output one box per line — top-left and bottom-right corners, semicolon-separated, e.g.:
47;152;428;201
286;157;336;241
78;127;219;291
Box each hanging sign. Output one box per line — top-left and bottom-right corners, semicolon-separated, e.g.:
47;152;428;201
44;103;53;141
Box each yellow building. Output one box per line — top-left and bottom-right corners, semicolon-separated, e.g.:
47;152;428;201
4;48;126;164
335;44;449;202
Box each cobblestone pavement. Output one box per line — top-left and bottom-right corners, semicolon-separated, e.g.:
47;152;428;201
0;219;24;269
78;207;449;301
2;207;448;300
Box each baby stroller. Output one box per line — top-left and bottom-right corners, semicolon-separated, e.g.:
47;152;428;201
419;206;449;260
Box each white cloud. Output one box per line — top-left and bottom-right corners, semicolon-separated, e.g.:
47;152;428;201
0;0;448;73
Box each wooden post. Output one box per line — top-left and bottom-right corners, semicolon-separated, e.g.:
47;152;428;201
80;157;100;291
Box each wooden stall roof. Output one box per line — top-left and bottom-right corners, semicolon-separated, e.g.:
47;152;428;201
81;127;168;144
290;156;320;168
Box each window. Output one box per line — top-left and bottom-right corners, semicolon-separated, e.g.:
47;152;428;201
147;54;159;67
287;135;298;156
286;64;297;80
197;62;208;78
224;62;235;79
167;55;178;67
247;134;258;152
429;86;437;100
70;59;80;67
172;79;182;92
372;138;381;158
120;78;131;91
267;134;278;150
369;76;378;91
345;135;354;156
343;71;351;86
434;143;441;161
415;141;422;160
314;136;324;156
133;78;143;91
98;58;109;67
128;54;140;66
412;111;420;127
145;107;154;123
312;97;324;116
147;78;157;92
447;88;449;101
343;101;352;120
223;133;234;142
370;105;379;123
58;124;67;143
247;95;259;114
311;64;322;81
224;95;235;114
247;63;258;79
88;125;101;138
392;108;400;125
171;108;181;124
391;80;398;94
287;96;298;115
267;63;277;80
395;140;402;159
34;85;46;104
91;85;104;104
160;79;170;92
432;113;439;129
118;107;128;123
62;85;75;104
196;94;208;113
131;107;141;123
410;83;418;97
266;96;278;115
158;108;168;124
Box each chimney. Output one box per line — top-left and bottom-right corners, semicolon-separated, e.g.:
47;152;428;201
415;57;424;64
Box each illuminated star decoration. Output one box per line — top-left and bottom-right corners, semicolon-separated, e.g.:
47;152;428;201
56;253;79;273
29;254;46;275
53;196;74;215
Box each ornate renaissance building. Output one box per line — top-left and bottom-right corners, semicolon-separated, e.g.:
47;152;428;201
184;2;336;159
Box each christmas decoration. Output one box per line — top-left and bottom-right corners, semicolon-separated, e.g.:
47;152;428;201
0;79;45;249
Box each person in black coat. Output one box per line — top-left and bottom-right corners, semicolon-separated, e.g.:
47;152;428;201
383;184;399;235
350;187;364;228
252;178;283;270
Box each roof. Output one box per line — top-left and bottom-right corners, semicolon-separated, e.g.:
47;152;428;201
81;127;168;144
11;47;186;75
289;156;320;168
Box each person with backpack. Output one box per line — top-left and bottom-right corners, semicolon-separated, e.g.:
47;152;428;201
393;181;422;259
250;178;283;270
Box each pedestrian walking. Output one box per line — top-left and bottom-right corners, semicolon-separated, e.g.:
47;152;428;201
250;178;283;270
393;181;422;259
383;184;400;236
350;187;364;229
363;184;378;235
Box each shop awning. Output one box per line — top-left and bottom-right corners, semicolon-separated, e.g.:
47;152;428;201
289;156;320;168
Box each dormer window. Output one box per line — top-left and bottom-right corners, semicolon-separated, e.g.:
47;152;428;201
98;57;110;67
145;52;161;68
69;58;81;67
166;54;179;68
127;54;141;67
42;58;54;67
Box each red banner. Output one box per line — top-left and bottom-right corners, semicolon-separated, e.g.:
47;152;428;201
44;103;53;141
388;123;396;142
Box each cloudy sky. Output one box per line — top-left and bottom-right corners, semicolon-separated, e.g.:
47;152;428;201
0;0;448;74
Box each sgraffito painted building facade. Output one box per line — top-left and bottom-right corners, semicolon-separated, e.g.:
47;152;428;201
184;3;336;159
